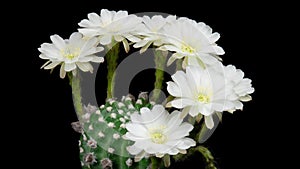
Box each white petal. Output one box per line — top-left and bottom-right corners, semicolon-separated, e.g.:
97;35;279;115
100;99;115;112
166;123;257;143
212;46;225;55
78;28;99;37
140;107;151;115
240;95;252;102
168;123;193;140
209;32;220;43
166;82;181;97
76;62;93;72
127;145;143;155
171;71;193;98
100;9;113;24
40;60;51;69
88;13;101;25
78;19;92;27
60;63;66;78
177;138;196;149
126;35;141;43
134;150;146;162
122;39;130;53
50;34;65;49
189;105;200;117
91;56;104;63
204;115;214;129
133;40;149;48
69;32;82;44
64;63;76;71
81;37;98;52
43;61;61;69
126;123;149;138
165;110;182;130
114;35;124;42
180;107;190;119
100;35;112;45
171;98;196;109
167;53;184;66
159;45;179;52
199;105;213;116
140;42;152;53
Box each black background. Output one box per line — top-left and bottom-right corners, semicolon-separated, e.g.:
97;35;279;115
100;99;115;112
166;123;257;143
4;1;276;168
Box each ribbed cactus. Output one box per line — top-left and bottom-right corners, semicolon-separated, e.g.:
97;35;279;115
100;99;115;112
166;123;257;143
77;94;152;169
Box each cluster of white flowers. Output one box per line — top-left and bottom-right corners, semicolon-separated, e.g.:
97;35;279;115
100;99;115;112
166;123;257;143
38;9;254;162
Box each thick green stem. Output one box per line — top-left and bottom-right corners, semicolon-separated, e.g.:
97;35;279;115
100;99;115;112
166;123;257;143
106;43;120;99
69;72;84;120
151;50;167;103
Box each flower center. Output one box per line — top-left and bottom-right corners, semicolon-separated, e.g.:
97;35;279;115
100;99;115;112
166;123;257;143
150;132;167;144
198;93;210;103
61;46;81;60
181;45;195;53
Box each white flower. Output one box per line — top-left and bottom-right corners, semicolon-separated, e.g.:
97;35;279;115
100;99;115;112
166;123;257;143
158;18;224;68
133;15;176;53
224;65;254;112
78;9;143;52
39;32;104;78
166;65;233;129
124;105;195;160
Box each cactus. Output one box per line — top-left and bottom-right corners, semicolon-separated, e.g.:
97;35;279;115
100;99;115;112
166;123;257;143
77;94;152;169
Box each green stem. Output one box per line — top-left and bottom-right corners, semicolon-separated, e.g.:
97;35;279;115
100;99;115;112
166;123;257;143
106;43;120;99
173;146;217;169
151;156;160;169
196;146;217;169
151;50;167;103
69;72;84;120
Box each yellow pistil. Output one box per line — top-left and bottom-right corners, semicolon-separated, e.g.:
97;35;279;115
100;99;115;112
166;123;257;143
149;125;167;144
198;93;210;103
181;45;195;53
61;46;81;60
151;132;167;144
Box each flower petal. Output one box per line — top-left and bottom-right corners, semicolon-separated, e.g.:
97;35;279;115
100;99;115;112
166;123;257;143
170;98;196;109
166;82;181;97
44;61;61;70
171;71;193;98
64;63;76;72
76;62;93;72
50;34;65;50
126;123;149;138
60;63;66;78
100;35;112;45
204;115;214;129
189;105;200;117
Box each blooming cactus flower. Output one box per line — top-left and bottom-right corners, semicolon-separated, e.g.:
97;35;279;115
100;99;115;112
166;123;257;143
124;105;196;161
38;32;104;78
158;17;224;68
78;9;143;52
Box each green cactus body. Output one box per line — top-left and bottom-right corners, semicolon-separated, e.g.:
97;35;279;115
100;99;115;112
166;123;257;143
79;96;152;169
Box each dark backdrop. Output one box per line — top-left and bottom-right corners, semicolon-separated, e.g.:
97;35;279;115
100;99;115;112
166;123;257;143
6;1;271;168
